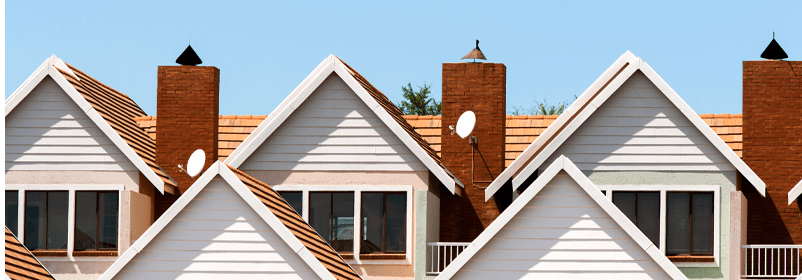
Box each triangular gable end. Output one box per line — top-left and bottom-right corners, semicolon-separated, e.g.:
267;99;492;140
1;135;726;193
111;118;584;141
224;54;461;194
789;179;802;205
99;161;359;280
485;51;765;201
437;156;687;280
5;54;175;194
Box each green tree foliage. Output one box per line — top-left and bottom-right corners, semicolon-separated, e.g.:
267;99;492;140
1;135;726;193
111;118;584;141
509;94;577;116
397;82;442;115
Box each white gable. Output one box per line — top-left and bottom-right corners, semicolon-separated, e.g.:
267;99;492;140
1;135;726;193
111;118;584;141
6;76;136;171
240;74;426;172
112;177;320;280
542;71;732;172
789;179;802;205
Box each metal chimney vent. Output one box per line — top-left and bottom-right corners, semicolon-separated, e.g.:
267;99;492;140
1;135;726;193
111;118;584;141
761;32;788;60
462;40;487;63
176;44;203;66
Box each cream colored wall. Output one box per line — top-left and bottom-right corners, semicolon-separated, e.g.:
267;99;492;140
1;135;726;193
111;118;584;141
243;170;431;192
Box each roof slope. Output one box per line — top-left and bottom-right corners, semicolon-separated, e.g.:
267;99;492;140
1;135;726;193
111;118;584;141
5;55;176;193
790;179;802;205
99;161;360;280
484;51;764;200
435;156;687;280
5;228;55;280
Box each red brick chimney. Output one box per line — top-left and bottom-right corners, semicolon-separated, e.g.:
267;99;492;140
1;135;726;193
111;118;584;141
439;63;506;242
155;66;219;203
743;60;802;245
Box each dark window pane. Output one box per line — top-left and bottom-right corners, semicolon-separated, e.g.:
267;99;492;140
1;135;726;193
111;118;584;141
6;191;18;236
385;193;406;253
637;192;660;247
47;192;68;250
24;192;47;250
74;192;98;251
98;192;118;249
361;193;383;253
279;192;303;217
613;192;637;223
692;193;713;254
309;193;332;244
667;193;690;255
331;193;354;252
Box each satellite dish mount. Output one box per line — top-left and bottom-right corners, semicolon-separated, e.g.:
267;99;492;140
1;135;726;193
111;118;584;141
178;149;206;178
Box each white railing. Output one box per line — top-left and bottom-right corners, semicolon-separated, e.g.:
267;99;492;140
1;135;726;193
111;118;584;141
742;245;802;278
427;242;470;275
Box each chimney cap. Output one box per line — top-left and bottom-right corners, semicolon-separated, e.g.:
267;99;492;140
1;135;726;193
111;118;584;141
462;40;487;62
176;44;203;66
760;32;788;60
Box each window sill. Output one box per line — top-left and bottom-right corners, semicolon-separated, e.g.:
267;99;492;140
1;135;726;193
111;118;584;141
31;250;68;257
359;253;406;260
667;255;715;263
72;250;118;257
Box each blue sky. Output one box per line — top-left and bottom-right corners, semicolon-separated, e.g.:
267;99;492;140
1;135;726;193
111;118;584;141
6;1;801;116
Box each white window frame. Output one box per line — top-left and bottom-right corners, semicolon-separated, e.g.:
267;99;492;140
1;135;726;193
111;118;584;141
597;185;721;267
273;185;413;265
5;185;124;260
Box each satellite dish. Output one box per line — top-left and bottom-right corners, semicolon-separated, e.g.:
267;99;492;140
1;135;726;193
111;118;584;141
456;111;476;139
186;149;206;178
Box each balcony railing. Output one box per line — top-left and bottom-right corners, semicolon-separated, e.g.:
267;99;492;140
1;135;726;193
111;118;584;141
426;242;470;275
742;245;802;278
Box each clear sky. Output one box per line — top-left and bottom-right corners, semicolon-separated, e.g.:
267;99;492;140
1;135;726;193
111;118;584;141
6;1;801;116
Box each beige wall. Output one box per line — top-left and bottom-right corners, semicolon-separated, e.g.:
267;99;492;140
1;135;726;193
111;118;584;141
243;170;431;192
5;170;141;192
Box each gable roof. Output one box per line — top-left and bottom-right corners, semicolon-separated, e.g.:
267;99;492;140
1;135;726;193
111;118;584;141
484;51;765;201
789;179;802;205
99;161;360;280
5;55;177;194
435;155;688;280
5;228;55;280
224;54;462;194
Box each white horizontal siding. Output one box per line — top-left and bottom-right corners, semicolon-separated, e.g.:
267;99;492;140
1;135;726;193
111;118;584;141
241;74;425;172
115;178;319;280
5;77;136;171
544;71;734;172
454;172;671;280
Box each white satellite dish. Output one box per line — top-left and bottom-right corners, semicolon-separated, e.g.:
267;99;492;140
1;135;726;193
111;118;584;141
185;149;206;178
456;111;476;139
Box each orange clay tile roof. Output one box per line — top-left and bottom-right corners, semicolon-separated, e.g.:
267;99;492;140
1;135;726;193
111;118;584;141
5;228;55;280
54;64;177;188
226;165;362;280
137;114;743;169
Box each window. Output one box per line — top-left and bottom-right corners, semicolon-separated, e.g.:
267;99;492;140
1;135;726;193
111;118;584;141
667;192;713;256
309;192;354;253
6;191;19;236
361;192;406;254
278;191;303;217
25;191;69;250
74;191;119;251
613;192;660;247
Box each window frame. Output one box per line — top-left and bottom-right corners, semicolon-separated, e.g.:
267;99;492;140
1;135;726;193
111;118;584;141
74;191;120;252
5;185;123;257
665;191;715;257
612;191;661;247
597;185;720;267
360;192;407;254
273;185;413;265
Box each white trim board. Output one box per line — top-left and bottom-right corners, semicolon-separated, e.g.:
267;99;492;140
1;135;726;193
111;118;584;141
789;179;802;206
484;51;765;201
223;54;459;194
4;54;174;194
97;161;349;280
435;155;688;280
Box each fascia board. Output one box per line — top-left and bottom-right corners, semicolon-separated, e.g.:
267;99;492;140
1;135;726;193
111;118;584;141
332;60;457;193
225;56;335;168
789;179;802;205
99;162;221;280
5;56;51;117
483;51;634;201
46;65;170;193
639;60;766;196
512;64;638;189
218;164;338;280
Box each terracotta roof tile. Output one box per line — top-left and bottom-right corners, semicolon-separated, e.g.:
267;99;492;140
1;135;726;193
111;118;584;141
226;166;361;280
5;228;55;280
55;65;176;189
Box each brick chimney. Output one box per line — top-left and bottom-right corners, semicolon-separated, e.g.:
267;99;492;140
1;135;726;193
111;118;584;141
439;63;506;242
743;60;802;244
155;66;220;195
